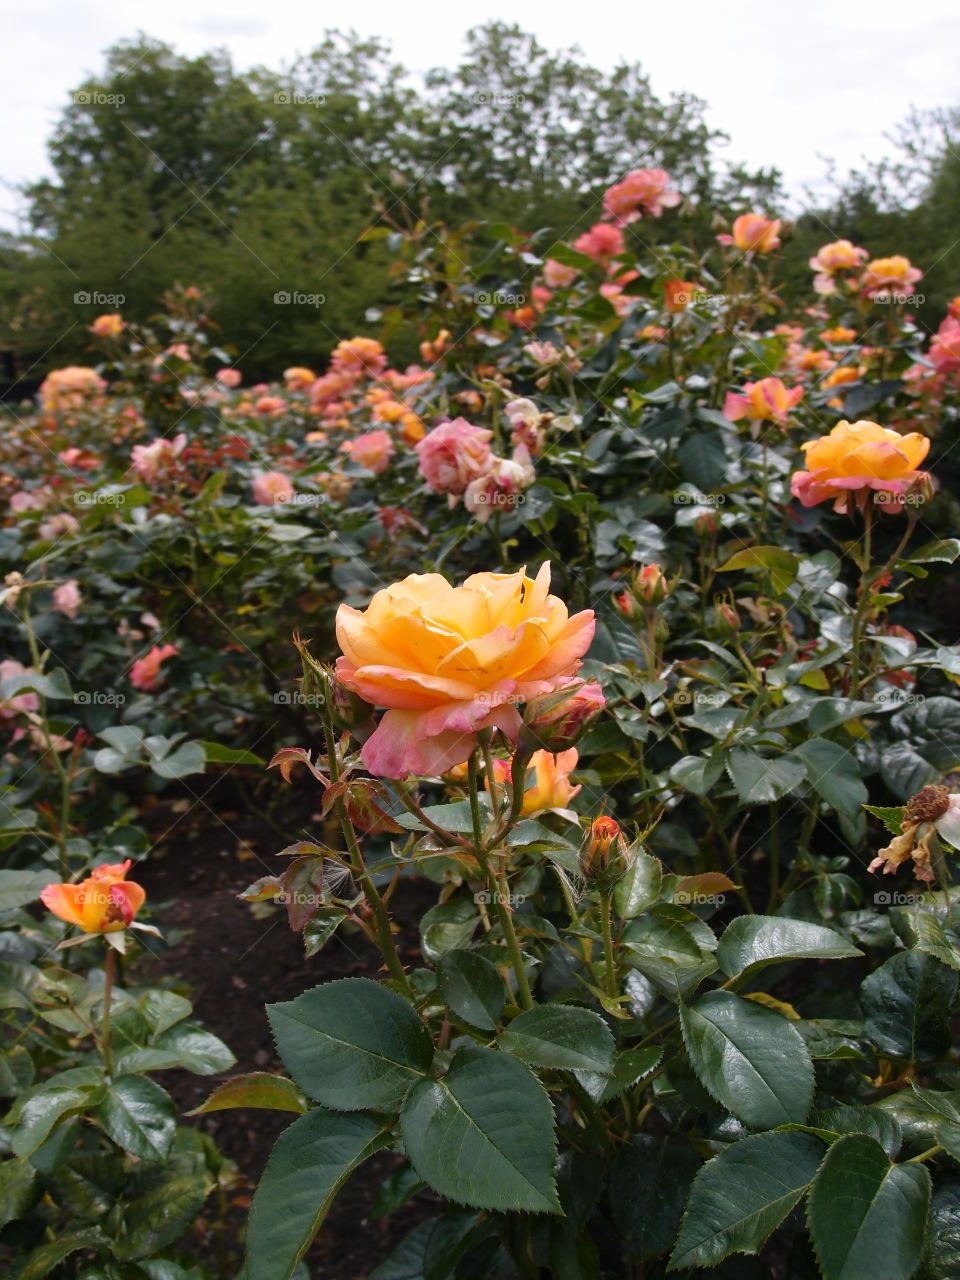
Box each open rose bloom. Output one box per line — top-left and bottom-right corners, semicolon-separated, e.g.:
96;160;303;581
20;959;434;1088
790;419;932;511
717;212;781;254
724;377;803;426
602;168;680;223
335;564;596;778
491;747;581;816
41;860;146;936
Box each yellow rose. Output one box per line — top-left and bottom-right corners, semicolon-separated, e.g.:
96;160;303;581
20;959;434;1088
335;564;596;777
791;419;931;510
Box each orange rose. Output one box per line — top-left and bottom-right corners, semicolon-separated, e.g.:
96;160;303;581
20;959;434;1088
41;860;146;935
335;564;595;778
791;419;931;510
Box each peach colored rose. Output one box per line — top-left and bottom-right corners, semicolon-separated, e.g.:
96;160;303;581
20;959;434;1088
252;472;295;505
491;748;581;815
573;223;624;262
130;643;178;691
335;564;596;777
130;434;187;482
53;580;82;620
603;168;680;223
718;213;781;254
543;259;578;288
861;255;923;299
341;430;395;475
415;419;494;496
724;377;802;424
91;314;124;338
216;368;242;388
791;419;932;510
0;659;40;719
41;860;145;934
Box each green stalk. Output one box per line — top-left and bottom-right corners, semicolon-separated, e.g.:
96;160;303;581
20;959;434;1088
850;501;874;698
319;697;413;996
101;947;115;1077
599;890;618;1001
468;752;533;1010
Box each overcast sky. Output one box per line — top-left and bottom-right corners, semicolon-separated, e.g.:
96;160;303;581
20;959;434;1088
4;0;960;230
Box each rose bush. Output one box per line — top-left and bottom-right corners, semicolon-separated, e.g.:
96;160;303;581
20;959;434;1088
2;158;960;1280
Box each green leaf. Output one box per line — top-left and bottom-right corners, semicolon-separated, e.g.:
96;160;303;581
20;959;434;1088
200;741;265;765
499;1005;616;1073
97;1075;175;1161
419;895;479;963
907;538;960;565
609;1135;700;1259
436;950;505;1031
622;907;718;997
792;739;868;819
113;1147;214;1260
726;748;806;804
863;804;904;836
924;1179;960;1278
718;546;800;596
400;1045;559;1213
246;1107;390;1280
15;1228;106;1280
669;1130;824;1270
613;850;663;918
677;431;728;491
12;1086;100;1158
891;908;960;971
717;915;861;980
680;991;814;1128
575;1045;662;1104
188;1072;308;1116
0;1157;38;1229
807;1133;930;1280
0;668;73;702
0;869;57;911
267;977;433;1111
860;951;958;1061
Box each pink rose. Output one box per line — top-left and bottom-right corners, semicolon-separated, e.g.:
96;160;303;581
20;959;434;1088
252;472;295;506
415;418;494;496
130;643;178;692
53;580;82;620
340;429;395;475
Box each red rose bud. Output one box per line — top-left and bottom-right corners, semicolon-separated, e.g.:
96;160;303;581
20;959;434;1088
635;563;669;605
520;680;605;753
580;816;630;885
695;511;718;538
709;601;740;636
615;588;642;621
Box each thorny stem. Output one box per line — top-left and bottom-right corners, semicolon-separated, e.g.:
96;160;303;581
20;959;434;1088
101;948;115;1077
599;890;619;1001
850;500;874;698
319;698;413;996
468;751;533;1010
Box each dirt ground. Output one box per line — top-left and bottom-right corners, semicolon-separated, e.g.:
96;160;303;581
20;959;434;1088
136;777;440;1279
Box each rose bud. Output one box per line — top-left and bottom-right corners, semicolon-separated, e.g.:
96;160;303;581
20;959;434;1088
709;601;741;637
634;563;670;605
580;816;630;887
615;588;642;621
520;680;605;754
695;511;718;538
